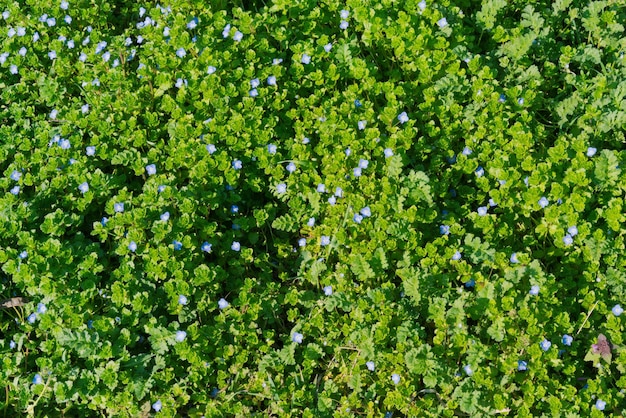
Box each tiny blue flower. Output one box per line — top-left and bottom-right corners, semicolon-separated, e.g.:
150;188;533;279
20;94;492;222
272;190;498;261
324;43;333;52
320;236;330;246
595;399;606;411
384;148;394;158
232;160;242;170
477;206;488;216
78;182;89;194
452;251;462;261
475;166;484;177
353;167;362;177
366;361;375;371
207;66;216;74
114;203;124;213
538;197;549;208
101;217;108;226
440;225;450;235
272;58;283;65
353;214;363;224
175;330;186;342
231;242;240;251
323;285;332;296
298;238;306;247
218;298;229;309
359;159;369;169
345;148;352;157
176;48;186;58
222;23;231;38
173;240;183;251
201;242;212;253
462;147;472;156
233;31;243;42
358;120;367;130
187;17;198;29
563;234;573;246
160;212;170;222
398;112;409;124
340;20;349;29
568;226;578;236
9;64;17;74
463;365;473;376
498;94;506;103
267;143;277;154
292;332;303;344
49;109;58;119
587;147;597;157
517;360;527;371
19;251;28;259
464;279;475;288
128;241;137;252
334;187;343;197
317;184;325;193
33;374;43;385
328;196;336;205
37;303;47;314
267;75;277;85
530;285;540;296
360;207;371;217
249;89;258;97
48;50;57;60
60;138;71;149
152;400;162;412
276;183;287;194
307;218;315;227
437;17;448;28
391;373;401;384
612;304;623;316
28;313;37;324
206;144;216;154
10;340;16;349
540;339;551;351
518;98;524;105
230;205;239;214
158;185;166;193
510;253;519;263
562;334;573;346
301;54;311;64
302;137;309;144
489;199;497;207
340;9;349;19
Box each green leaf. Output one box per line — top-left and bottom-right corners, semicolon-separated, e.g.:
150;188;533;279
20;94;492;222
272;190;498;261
349;254;375;281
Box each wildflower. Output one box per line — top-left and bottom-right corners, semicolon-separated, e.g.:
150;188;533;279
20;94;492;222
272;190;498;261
320;236;330;246
323;286;332;296
324;43;332;52
17;27;25;36
462;147;472;156
152;400;162;412
230;205;238;214
595;399;606;411
440;225;450;235
612;304;623;316
298;238;306;247
475;166;484;177
359;159;369;169
19;251;28;259
366;361;375;371
562;334;573;346
49;109;58;120
498;94;506;103
384;148;394;158
391;374;400;384
175;331;186;342
249;89;258;97
160;212;170;222
267;75;276;85
28;313;37;324
222;23;231;38
173;240;183;250
518;98;524;105
33;374;43;385
232;160;242;170
517;360;527;371
301;54;311;64
477;206;488;216
206;144;216;154
463;365;473;376
538;197;549;208
398;112;409;124
317;184;326;193
587;147;597;157
81;104;89;114
345;148;352;157
78;182;89;194
176;48;186;58
451;251;462;261
10;170;21;181
540;339;551;351
340;20;348;30
61;1;69;9
489;198;497;207
340;10;349;19
187;18;198;29
79;52;87;62
307;218;315;227
207;66;216;74
10;186;20;195
437;18;448;28
353;214;363;224
568;226;578;236
9;64;18;74
114;203;124;213
530;285;540;296
360;207;371;217
358;120;367;130
286;162;296;173
510;253;519;263
563;234;573;246
158;185;166;193
276;183;287;194
292;332;303;344
272;58;283;65
353;167;362;177
233;31;243;41
128;241;137;252
231;242;240;251
201;242;212;253
10;340;16;349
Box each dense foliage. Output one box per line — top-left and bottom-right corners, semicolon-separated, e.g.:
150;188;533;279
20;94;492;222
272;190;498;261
1;0;626;416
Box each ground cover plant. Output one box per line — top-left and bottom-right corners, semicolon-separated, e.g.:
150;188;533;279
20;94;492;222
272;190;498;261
1;0;626;416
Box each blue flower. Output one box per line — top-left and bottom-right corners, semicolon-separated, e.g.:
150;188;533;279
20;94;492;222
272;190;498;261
384;148;394;158
37;303;47;314
276;183;287;194
27;313;37;324
230;205;239;214
128;241;137;252
324;43;333;52
307;218;315;227
233;31;243;42
366;361;375;371
114;203;124;213
563;234;573;246
187;17;198;29
231;242;240;251
175;330;186;342
440;225;450;235
353;214;363;224
19;250;27;259
540;339;551;351
340;20;349;30
160;212;170;222
9;340;16;349
398;111;409;124
218;298;229;309
462;147;472;156
517;360;527;371
530;285;540;296
49;109;58;119
328;196;336;205
78;182;89;194
267;143;277;154
301;54;311;64
249;89;258;97
176;48;186;58
451;251;462;261
587;147;597;157
334;187;343;197
292;332;303;344
498;94;506;103
222;23;231;38
323;285;332;296
464;279;475;288
612;304;623;316
475;166;484;177
510;253;519;263
353;167;362;177
340;9;349;19
568;226;578;236
286;162;296;173
391;373;401;384
33;374;43;385
463;365;473;376
562;334;573;346
273;58;283;65
298;238;306;247
360;207;371;217
320;236;330;246
517;98;524;105
345;148;352;157
538;197;549;208
437;17;448;28
101;217;108;226
595;399;606;411
477;206;488;216
152;400;162;412
489;199;497;207
317;184;326;193
158;185;166;193
207;66;216;74
359;159;369;169
232;160;242;170
206;144;216;154
9;64;17;74
358;120;367;130
173;240;183;251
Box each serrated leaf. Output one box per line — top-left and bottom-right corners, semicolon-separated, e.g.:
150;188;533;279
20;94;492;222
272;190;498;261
271;213;299;232
349;254;375;280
